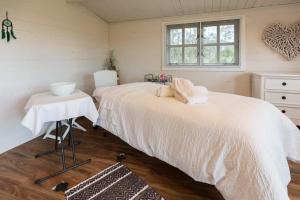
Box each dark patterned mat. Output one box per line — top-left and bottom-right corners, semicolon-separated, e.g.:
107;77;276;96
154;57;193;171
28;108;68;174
65;163;164;200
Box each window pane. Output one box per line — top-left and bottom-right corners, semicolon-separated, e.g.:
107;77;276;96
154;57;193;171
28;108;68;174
220;45;235;64
185;27;197;44
184;47;198;64
170;29;182;45
203;26;217;44
169;47;182;64
202;46;217;64
220;25;234;43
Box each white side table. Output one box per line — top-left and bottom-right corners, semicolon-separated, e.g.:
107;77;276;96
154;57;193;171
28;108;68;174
22;89;99;184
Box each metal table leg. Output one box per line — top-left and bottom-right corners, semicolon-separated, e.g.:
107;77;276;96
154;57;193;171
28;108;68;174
55;121;58;150
60;121;66;170
68;119;76;163
34;159;91;184
34;119;91;184
35;122;60;158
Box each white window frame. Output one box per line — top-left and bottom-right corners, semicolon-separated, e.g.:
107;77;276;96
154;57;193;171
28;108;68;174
162;15;245;72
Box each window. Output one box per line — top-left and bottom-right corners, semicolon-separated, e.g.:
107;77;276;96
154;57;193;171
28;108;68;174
167;23;200;65
201;20;239;66
165;18;241;69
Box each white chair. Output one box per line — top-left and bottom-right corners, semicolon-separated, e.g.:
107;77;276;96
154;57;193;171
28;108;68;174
43;118;86;143
94;70;118;88
93;70;118;134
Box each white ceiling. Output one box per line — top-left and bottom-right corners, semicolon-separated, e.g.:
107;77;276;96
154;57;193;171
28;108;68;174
70;0;300;22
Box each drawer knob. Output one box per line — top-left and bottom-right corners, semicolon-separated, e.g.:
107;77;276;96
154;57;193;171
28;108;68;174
281;110;286;113
282;82;287;86
282;96;286;100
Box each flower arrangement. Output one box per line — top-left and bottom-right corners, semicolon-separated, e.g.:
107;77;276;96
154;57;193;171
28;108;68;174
144;73;172;84
159;73;168;83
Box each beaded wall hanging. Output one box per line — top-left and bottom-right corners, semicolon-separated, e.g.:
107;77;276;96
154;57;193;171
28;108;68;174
1;12;17;42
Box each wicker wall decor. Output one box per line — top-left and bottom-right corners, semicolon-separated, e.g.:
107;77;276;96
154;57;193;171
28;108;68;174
262;22;300;61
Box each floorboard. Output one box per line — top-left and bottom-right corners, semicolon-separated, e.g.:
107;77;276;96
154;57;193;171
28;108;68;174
0;118;300;200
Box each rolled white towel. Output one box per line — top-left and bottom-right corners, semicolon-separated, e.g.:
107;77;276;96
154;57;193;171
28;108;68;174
156;85;174;97
194;86;208;96
186;89;208;104
171;78;208;104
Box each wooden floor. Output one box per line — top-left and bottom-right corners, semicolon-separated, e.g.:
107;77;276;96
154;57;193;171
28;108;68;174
1;119;300;200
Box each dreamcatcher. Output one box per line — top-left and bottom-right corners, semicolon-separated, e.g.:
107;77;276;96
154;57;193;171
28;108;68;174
2;12;16;42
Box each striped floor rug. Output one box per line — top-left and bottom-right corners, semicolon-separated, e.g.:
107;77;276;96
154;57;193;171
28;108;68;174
65;163;164;200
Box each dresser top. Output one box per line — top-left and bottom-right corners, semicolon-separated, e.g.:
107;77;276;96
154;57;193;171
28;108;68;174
253;72;300;77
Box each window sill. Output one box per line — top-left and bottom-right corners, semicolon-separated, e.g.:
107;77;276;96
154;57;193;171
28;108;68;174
162;65;245;72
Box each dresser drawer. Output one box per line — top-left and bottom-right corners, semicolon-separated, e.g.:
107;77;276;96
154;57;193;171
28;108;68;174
276;106;300;119
265;78;300;91
265;92;300;105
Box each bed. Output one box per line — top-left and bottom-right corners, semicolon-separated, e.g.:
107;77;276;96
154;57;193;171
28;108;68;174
93;82;300;200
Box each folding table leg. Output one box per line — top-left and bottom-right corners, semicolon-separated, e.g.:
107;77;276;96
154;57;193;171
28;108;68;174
34;149;56;158
34;119;91;185
35;121;61;158
59;121;66;170
68;129;71;146
34;159;90;184
69;119;77;163
55;121;58;150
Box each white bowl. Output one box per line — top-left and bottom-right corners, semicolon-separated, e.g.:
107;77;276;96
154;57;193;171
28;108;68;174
50;82;76;96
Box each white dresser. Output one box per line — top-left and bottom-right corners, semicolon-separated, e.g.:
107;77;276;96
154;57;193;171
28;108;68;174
252;72;300;126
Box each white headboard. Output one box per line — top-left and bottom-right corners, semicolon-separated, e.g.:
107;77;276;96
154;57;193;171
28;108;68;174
94;70;118;88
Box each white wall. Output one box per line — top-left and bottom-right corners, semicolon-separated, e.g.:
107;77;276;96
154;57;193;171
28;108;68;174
109;4;300;96
0;0;108;153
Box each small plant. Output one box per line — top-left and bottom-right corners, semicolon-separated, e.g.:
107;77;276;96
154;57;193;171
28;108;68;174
106;50;117;70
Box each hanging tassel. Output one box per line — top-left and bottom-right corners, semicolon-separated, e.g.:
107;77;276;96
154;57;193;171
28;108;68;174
1;28;5;39
10;29;16;39
6;28;10;42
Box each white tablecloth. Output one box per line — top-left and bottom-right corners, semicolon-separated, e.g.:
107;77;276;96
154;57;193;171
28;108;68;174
22;89;99;135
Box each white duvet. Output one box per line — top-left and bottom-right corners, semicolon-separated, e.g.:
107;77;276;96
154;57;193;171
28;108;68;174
94;82;300;200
